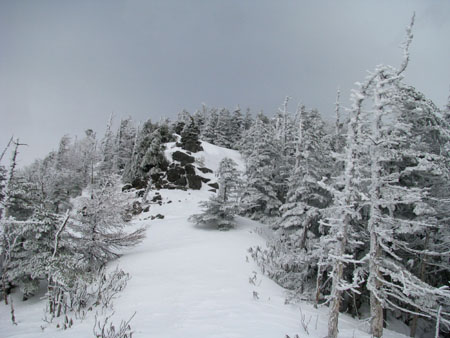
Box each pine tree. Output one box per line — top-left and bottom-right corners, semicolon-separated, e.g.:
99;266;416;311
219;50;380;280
123;119;157;188
240;113;282;221
114;117;136;174
215;108;233;148
99;113;116;175
179;117;203;153
71;176;145;270
269;106;332;294
201;108;219;144
189;158;241;230
230;106;245;149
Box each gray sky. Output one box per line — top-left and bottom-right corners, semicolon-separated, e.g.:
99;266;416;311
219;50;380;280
1;0;449;166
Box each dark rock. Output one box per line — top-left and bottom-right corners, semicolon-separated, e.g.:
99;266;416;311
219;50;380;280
200;177;210;183
143;205;150;213
167;200;172;204
172;151;195;165
208;182;219;190
159;160;169;172
122;184;133;192
151;194;162;202
185;164;196;176
167;166;185;182
198;167;213;174
151;213;165;220
131;178;147;190
174;176;187;186
187;174;202;190
208;189;217;193
150;172;162;182
136;190;145;198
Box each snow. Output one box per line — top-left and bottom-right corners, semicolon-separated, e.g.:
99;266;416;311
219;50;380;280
0;143;412;338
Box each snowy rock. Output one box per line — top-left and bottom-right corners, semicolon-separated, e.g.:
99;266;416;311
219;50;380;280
184;164;196;176
208;182;219;190
187;174;202;190
167;166;185;183
172;151;195;166
198;167;213;174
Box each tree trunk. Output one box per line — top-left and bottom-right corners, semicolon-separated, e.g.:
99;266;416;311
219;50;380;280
328;261;343;338
410;231;430;337
368;109;384;338
314;257;323;309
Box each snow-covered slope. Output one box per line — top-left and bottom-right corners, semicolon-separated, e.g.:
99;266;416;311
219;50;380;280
0;142;410;338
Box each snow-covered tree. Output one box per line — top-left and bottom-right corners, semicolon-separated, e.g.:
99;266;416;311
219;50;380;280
264;106;333;295
215;108;233;149
179;117;203;153
230;106;245;149
189;157;241;230
71;177;145;270
324;15;450;337
240;113;282;221
114;117;136;174
201;108;219;144
123;119;157;188
99;114;116;175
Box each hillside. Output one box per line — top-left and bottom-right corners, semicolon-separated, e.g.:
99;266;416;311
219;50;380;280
0;142;415;338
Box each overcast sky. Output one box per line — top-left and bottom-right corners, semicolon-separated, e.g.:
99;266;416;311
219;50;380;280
1;0;449;166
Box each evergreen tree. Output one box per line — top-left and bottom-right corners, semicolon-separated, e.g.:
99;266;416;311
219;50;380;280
189;158;240;230
99;114;116;175
179;117;203;153
201;108;219;144
268;107;332;294
215;108;233;148
123;119;157;187
71;177;145;270
114;117;136;174
240;113;282;221
230;106;245;149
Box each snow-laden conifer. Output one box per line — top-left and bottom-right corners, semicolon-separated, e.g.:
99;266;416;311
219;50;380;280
189;157;241;230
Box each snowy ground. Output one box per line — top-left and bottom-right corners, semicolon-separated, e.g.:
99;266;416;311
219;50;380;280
0;143;413;338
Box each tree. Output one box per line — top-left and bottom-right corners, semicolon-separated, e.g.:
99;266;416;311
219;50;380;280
71;176;145;270
270;106;332;295
201;108;219;144
240;113;282;221
324;15;450;337
99;114;116;175
215;108;233;149
123;119;157;188
189;157;241;230
179;117;203;153
114;117;136;174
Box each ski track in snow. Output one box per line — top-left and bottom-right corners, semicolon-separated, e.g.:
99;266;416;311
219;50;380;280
0;142;410;338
